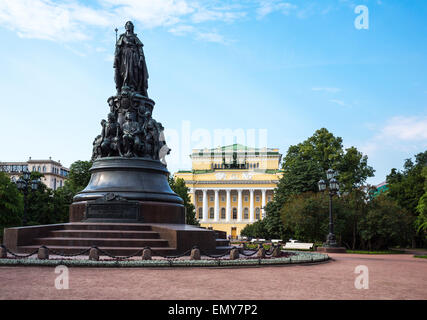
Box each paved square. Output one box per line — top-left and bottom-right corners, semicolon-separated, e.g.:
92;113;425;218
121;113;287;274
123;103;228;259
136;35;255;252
0;254;426;300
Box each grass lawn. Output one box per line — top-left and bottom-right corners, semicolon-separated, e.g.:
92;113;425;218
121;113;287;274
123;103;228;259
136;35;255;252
414;255;427;259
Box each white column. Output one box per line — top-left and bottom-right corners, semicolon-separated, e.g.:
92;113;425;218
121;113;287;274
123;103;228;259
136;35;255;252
237;189;243;221
226;189;231;222
214;189;219;222
202;189;208;223
249;189;255;222
261;189;266;219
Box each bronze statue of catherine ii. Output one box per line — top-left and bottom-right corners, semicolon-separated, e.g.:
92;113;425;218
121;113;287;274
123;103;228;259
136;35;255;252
114;21;149;97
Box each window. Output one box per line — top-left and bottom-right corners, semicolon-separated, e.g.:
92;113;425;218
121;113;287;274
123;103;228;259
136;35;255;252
221;196;225;202
232;196;236;202
38;166;41;172
198;208;203;219
198;196;202;202
256;196;260;202
244;195;248;202
255;208;260;220
244;208;249;220
43;166;46;173
210;196;214;202
268;196;272;202
232;208;237;220
209;207;214;219
221;208;226;219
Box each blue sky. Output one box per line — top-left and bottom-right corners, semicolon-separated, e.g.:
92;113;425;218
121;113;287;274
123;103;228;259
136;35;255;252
0;0;426;185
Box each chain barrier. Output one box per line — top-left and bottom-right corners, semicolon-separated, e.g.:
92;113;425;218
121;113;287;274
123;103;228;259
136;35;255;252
3;246;39;259
199;249;231;259
155;248;193;259
95;247;144;260
0;244;286;260
49;248;92;257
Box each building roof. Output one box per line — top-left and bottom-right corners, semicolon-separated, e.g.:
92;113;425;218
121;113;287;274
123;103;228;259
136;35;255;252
191;144;281;156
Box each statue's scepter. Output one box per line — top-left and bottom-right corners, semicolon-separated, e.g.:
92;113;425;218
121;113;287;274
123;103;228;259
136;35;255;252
115;28;118;43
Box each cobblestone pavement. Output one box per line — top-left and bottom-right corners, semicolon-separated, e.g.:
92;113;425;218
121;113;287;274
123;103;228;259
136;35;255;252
0;253;426;300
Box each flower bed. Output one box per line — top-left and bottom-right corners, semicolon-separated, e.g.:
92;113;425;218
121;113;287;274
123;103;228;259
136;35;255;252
0;251;329;268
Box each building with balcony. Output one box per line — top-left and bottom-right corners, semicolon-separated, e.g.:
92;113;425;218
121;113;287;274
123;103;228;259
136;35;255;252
0;157;69;190
174;144;283;239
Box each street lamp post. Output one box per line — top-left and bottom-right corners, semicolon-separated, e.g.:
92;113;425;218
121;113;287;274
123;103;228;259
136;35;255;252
318;169;340;248
15;169;40;226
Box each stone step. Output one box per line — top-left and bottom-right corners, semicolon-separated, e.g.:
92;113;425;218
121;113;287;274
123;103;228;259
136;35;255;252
32;237;169;248
215;246;234;251
49;230;160;239
17;245;177;257
63;223;153;231
215;239;230;246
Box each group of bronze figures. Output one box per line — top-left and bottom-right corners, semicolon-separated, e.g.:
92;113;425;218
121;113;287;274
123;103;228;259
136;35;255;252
91;21;170;164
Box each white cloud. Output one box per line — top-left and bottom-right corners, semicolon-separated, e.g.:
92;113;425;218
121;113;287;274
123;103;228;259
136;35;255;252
379;116;427;141
102;0;195;29
0;0;242;45
0;0;346;46
312;87;341;93
256;0;297;19
191;6;246;23
168;25;196;36
329;99;349;107
361;115;427;155
0;0;111;42
196;31;226;44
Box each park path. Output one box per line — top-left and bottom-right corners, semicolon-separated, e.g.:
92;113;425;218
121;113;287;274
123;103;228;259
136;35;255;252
0;254;426;300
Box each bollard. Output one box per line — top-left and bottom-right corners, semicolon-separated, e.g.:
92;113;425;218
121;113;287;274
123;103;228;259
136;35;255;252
0;246;7;258
272;245;282;258
257;247;266;258
142;248;152;260
229;248;239;260
38;247;49;260
190;248;201;260
89;247;100;261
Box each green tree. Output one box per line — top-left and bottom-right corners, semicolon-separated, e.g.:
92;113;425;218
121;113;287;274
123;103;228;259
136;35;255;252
337;147;375;192
360;195;413;250
280;192;330;243
263;128;373;239
240;220;269;239
169;176;199;226
26;171;55;225
65;160;92;194
415;166;427;236
386;151;427;246
0;172;23;240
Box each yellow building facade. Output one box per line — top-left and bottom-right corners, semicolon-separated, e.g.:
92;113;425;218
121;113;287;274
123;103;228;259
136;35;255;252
174;144;282;239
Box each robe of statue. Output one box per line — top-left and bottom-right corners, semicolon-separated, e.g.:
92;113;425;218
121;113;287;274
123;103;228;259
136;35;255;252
114;31;149;96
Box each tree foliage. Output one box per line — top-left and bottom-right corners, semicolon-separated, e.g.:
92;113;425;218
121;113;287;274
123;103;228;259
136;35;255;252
276;191;412;250
241;220;269;239
0;172;24;239
263;128;374;239
169;176;199;226
360;195;414;250
386;151;427;245
415;166;427;236
65;160;92;194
